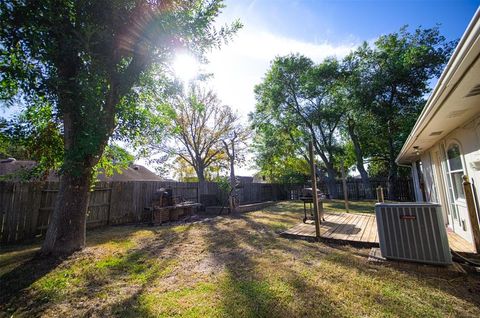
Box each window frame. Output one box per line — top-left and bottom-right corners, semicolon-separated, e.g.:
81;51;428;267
445;142;466;203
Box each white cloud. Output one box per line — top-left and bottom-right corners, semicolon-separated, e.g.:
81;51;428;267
204;26;358;120
199;27;358;176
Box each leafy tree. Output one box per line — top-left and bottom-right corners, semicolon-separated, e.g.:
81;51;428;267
0;118;30;160
95;144;135;178
0;105;64;179
252;27;454;200
354;26;455;197
173;152;227;182
222;123;250;211
335;48;378;197
0;0;240;255
250;111;309;184
253;54;344;196
158;86;238;198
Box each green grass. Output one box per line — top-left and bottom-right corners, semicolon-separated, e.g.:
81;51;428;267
95;251;176;284
1;201;479;317
33;268;79;301
323;199;376;214
137;282;220;318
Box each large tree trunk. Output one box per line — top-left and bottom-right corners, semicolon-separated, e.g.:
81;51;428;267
347;119;372;198
388;162;398;200
41;170;92;255
325;165;338;199
311;141;338;199
196;164;207;204
358;165;372;198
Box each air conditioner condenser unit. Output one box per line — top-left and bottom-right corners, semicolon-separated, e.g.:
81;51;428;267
375;203;452;265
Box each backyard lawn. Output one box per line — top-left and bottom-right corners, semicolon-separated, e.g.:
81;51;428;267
1;201;480;317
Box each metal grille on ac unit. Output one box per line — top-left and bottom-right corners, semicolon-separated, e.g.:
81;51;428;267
375;203;452;265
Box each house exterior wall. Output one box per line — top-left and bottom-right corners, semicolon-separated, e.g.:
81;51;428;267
412;114;480;244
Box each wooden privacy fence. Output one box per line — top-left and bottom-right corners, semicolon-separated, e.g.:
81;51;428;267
0;181;290;244
289;178;414;201
331;178;414;201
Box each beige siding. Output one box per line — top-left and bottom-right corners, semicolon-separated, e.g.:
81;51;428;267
414;114;480;243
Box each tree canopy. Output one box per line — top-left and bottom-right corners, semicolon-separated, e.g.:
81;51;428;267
0;0;241;254
155;86;239;186
252;54;345;195
251;26;455;197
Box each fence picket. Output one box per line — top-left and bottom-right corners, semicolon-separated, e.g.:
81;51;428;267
0;178;413;244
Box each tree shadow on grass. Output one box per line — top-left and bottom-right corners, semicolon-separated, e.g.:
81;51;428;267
0;223;194;317
0;225;154;306
203;214;343;318
206;221;285;317
247;212;302;226
232;209;480;316
0;225;158;277
324;245;480;316
0;254;63;305
80;225;194;317
260;201;306;215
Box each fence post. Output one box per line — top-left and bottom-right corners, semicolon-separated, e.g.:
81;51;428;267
309;141;321;239
340;159;349;212
106;184;113;225
462;175;480;253
376;186;384;203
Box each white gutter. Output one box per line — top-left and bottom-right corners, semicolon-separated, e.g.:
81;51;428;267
395;7;480;164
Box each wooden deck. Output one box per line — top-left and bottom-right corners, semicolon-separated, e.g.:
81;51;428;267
281;212;476;254
447;230;476;254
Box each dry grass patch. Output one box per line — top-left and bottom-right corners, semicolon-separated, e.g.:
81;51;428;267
1;201;479;317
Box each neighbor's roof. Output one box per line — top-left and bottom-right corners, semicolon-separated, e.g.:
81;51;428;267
96;165;163;182
0;159;36;177
0;159;163;182
396;8;480;165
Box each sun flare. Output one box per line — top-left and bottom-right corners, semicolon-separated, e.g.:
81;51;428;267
172;53;199;83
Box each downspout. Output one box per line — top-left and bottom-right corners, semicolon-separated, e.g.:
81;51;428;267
398;162;416;202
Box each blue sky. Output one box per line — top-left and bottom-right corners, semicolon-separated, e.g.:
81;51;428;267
202;0;479;175
205;1;479;119
235;0;478;43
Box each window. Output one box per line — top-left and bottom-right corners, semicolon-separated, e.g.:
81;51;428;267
446;144;465;200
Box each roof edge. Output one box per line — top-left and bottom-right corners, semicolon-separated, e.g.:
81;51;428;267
395;7;480;165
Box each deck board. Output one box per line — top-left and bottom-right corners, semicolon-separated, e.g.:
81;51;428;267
447;231;476;253
359;214;374;241
345;214;363;240
320;213;344;238
331;214;356;239
359;214;374;242
352;213;370;240
282;212;476;254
